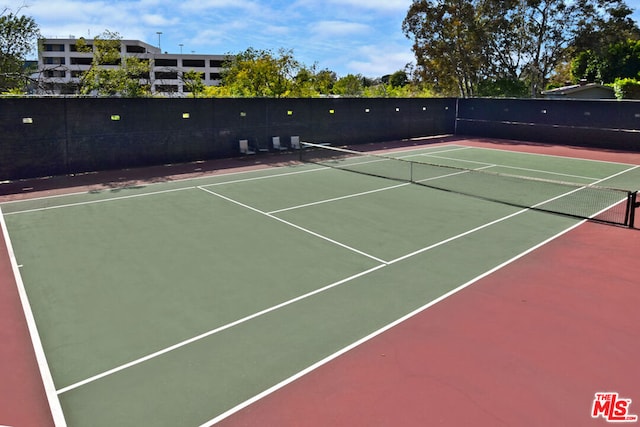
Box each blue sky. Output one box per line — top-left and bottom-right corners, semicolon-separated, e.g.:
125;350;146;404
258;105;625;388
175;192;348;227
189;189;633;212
6;0;640;78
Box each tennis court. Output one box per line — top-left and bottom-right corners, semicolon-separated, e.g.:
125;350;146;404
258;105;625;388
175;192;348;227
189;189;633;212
1;138;639;426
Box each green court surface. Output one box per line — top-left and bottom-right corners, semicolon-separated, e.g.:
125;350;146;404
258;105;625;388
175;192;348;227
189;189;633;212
1;144;639;426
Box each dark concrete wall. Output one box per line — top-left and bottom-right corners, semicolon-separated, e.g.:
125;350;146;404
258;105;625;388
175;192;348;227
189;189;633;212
456;98;640;151
0;98;456;180
3;97;640;181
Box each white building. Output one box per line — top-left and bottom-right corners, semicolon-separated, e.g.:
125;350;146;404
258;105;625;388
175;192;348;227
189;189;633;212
37;37;230;96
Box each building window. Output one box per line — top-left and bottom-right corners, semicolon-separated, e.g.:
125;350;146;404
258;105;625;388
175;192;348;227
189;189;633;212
44;57;66;65
71;70;84;78
126;45;146;53
210;60;225;68
155;71;178;80
44;43;65;52
155;84;178;93
155;58;177;67
182;59;205;67
71;57;93;65
210;73;221;80
44;70;67;78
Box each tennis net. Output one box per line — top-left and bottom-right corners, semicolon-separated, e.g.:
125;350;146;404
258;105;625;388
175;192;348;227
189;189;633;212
299;142;638;228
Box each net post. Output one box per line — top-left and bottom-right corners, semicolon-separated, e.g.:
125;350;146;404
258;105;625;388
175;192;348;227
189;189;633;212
410;161;414;183
627;191;638;228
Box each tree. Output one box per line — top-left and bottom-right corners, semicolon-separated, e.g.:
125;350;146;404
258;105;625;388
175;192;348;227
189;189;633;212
389;70;409;87
313;69;337;94
78;30;151;97
613;77;640;99
333;74;365;96
0;7;40;92
572;39;640;83
403;0;633;97
220;47;312;97
572;1;640;56
403;0;485;97
182;70;205;97
570;2;640;83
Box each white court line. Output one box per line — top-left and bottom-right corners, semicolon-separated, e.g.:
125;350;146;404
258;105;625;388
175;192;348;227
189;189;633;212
0;208;67;427
420;153;603;181
268;182;410;214
465;144;640;167
54;177;535;397
52;165;637;404
1;168;330;215
392;145;473;159
0;157;327;207
193;167;329;187
201;219;589;427
1;147;480;217
2;187;194;215
5;142;633;216
200;166;640;425
11;150;639;410
197;186;388;265
56;264;387;395
268;164;494;215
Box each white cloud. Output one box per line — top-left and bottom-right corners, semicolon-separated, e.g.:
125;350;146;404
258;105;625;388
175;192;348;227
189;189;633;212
326;0;412;12
264;25;291;36
178;0;260;12
309;20;370;37
346;43;414;76
141;13;179;27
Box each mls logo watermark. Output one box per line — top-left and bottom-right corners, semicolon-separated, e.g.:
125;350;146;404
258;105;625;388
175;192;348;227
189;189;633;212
592;392;638;423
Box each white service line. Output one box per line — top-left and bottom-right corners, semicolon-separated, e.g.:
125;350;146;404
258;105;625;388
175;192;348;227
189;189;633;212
56;263;387;395
268;182;410;214
393;145;473;159
197;186;388;265
201;218;589;427
466;144;640;167
420;153;603;181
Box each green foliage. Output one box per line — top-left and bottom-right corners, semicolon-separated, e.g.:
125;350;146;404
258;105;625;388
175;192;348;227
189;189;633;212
402;0;639;97
333;74;364;96
362;70;433;97
202;85;232;97
572;1;640;56
211;49;428;98
389;70;408;88
572;39;640;83
613;78;640;99
220;47;312;97
213;48;350;98
362;83;433;98
476;78;528;98
571;50;598;81
1;86;25;95
0;9;40;92
79;31;151;97
182;70;205;98
313;69;337;94
403;0;483;97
